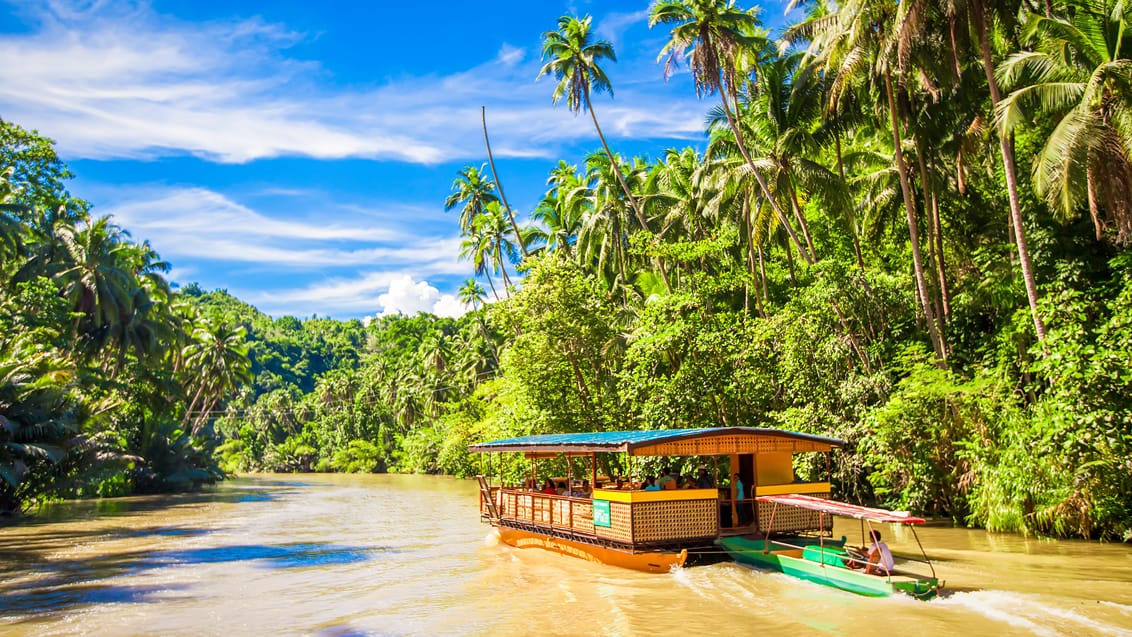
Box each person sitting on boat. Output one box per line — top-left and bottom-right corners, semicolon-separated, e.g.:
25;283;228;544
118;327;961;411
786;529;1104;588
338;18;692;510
695;466;715;489
541;480;557;495
865;530;895;575
845;530;895;574
643;476;660;491
571;480;592;497
681;474;697;489
657;466;677;490
555;481;568;496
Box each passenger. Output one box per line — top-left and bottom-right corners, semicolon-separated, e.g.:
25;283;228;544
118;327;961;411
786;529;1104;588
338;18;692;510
570;479;592;497
734;474;752;525
555;481;567;496
657;466;677;490
542;479;557;495
865;530;895;575
696;465;715;489
844;530;894;574
643;476;660;491
682;474;696;489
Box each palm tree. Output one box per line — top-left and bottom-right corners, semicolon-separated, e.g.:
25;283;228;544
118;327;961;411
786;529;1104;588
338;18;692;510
180;320;253;435
457;278;486;312
530;161;585;256
539;15;653;236
444;165;498;236
887;0;1046;340
480;107;529;258
997;0;1132;247
650;0;815;264
54;216;133;339
459;222;500;300
799;0;949;364
576;151;645;303
460;202;519;300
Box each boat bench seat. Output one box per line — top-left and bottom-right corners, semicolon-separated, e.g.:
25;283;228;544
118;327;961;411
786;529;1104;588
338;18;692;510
802;545;848;567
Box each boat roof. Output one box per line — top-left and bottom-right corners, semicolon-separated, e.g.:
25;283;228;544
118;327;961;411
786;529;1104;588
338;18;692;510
468;427;843;457
758;493;926;524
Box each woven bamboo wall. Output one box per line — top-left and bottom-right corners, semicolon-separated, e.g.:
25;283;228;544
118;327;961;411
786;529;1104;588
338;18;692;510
758;492;833;533
595;501;634;542
572;501;594;534
636;434;830;456
631;500;719;543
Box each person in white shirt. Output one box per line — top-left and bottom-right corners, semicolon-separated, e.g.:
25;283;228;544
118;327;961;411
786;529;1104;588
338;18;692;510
865;530;895;575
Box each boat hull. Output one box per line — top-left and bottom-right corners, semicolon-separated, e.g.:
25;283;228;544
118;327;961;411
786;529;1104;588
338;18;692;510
718;536;939;600
496;526;688;574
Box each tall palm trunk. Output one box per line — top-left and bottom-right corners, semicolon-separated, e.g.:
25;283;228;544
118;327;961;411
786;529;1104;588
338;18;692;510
584;84;672;293
913;132;949;324
718;91;814;264
972;0;1047;341
482;107;529;258
929;157;951;320
835;132;868;273
787;180;818;259
885;69;948;366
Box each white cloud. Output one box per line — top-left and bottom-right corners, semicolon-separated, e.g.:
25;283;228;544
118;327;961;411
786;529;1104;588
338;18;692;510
377;275;466;318
98;185;465;272
0;1;708;165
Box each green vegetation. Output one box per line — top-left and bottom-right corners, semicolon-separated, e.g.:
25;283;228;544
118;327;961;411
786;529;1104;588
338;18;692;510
3;0;1130;541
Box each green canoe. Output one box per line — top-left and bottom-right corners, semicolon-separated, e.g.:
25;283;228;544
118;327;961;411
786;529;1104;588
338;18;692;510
718;536;940;599
719;494;941;600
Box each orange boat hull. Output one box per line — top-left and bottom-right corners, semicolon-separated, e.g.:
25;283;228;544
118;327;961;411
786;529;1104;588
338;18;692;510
496;527;687;574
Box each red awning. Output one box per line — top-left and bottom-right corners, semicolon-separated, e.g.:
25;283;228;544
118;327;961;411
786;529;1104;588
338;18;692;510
758;493;926;524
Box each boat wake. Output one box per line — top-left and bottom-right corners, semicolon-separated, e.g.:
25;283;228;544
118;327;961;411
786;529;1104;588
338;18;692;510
937;589;1132;637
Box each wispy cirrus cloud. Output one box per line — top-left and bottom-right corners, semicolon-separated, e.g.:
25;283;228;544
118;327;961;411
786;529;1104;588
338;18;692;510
0;1;707;165
101;185;465;271
94;184;471;317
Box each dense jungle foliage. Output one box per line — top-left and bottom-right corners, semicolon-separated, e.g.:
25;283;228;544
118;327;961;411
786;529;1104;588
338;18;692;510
3;0;1130;540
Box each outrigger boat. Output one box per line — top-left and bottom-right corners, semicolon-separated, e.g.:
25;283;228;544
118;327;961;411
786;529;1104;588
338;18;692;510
469;427;844;574
718;494;942;599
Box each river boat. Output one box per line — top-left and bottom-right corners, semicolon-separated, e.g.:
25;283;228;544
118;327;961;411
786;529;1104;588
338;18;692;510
469;427;844;574
718;493;941;599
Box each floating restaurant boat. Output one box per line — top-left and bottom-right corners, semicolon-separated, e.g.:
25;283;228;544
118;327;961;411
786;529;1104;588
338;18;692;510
469;427;843;574
718;493;942;599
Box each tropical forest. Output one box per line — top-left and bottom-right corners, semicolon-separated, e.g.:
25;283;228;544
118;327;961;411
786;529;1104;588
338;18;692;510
2;0;1130;545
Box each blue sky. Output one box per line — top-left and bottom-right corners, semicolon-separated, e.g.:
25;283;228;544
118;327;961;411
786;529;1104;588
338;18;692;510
0;0;796;319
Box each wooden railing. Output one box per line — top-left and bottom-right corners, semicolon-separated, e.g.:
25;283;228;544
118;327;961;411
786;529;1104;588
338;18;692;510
484;488;595;536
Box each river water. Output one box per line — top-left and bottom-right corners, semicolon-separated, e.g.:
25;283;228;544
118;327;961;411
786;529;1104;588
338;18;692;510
1;474;1129;637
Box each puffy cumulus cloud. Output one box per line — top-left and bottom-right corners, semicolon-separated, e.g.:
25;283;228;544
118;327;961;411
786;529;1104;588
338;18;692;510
377;275;466;319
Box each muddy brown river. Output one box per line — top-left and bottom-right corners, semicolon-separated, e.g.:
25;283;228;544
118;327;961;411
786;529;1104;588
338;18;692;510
1;474;1129;636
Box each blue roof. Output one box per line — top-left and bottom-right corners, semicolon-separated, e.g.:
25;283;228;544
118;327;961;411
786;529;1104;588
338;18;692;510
468;427;843;454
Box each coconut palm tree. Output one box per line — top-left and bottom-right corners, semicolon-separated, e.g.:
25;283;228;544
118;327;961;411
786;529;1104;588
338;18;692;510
799;0;949;364
459;222;500;301
650;0;815;265
530;161;586;256
54;216;133;339
997;0;1132;247
887;0;1046;340
539;15;652;235
181;320;252;435
457;278;486;312
444;165;499;237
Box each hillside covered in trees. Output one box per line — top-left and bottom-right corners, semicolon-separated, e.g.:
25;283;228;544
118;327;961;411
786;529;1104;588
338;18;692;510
2;0;1131;541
